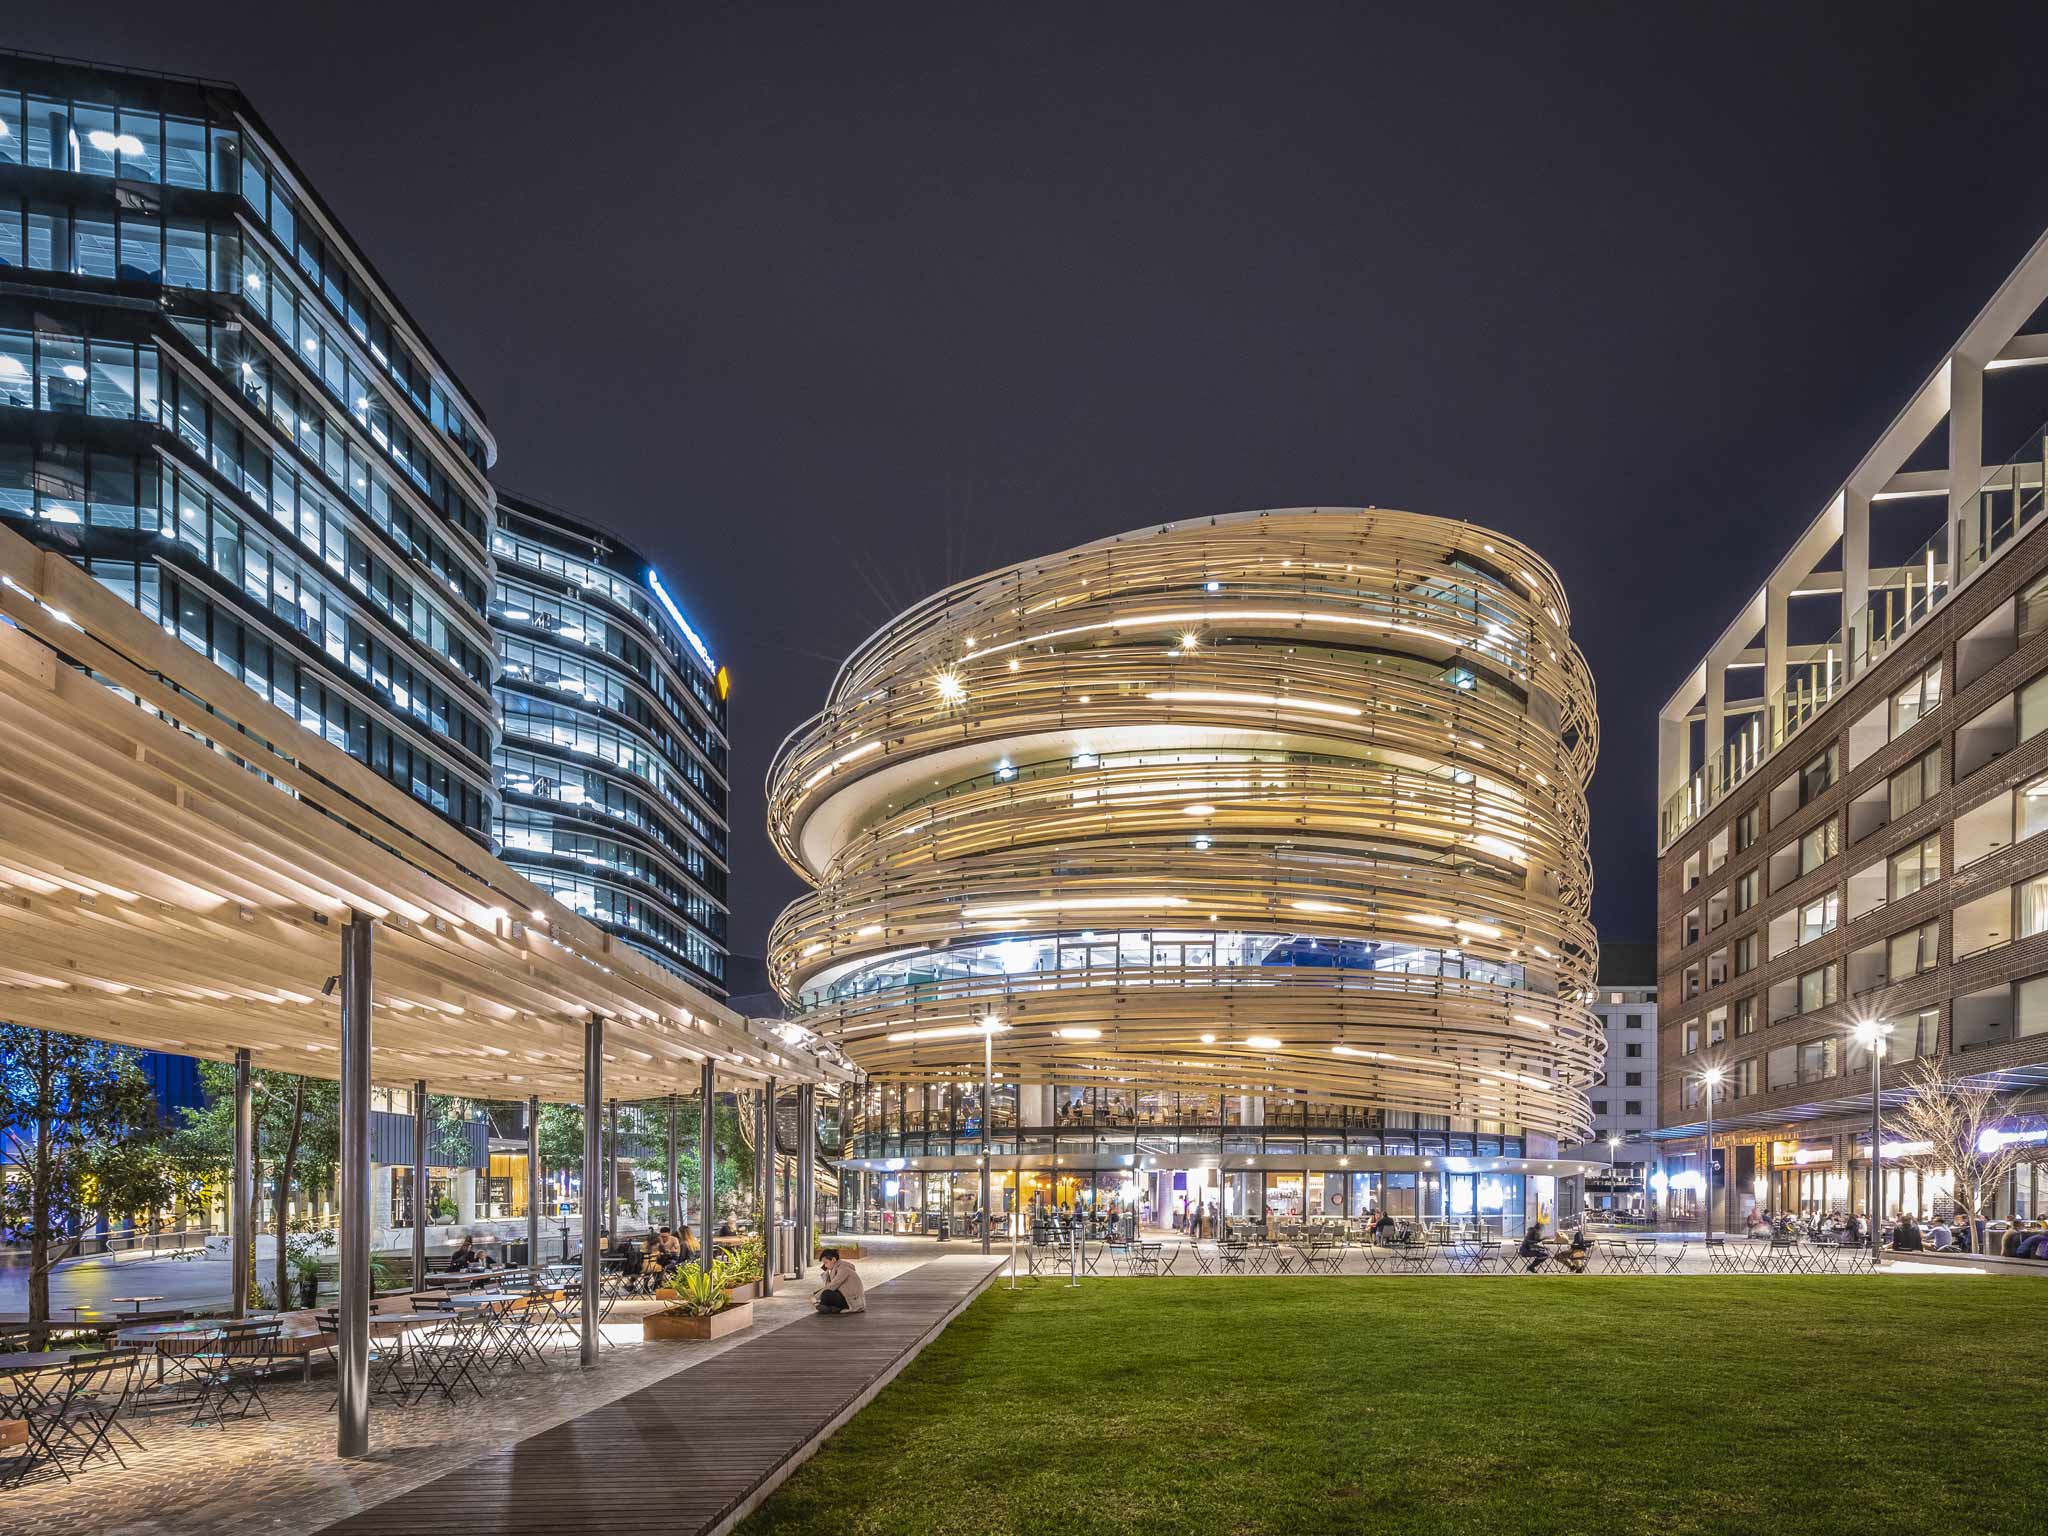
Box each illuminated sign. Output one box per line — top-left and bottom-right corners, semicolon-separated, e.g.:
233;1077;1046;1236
646;569;715;672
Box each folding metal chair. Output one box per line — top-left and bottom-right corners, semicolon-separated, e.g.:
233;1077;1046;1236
406;1308;489;1404
190;1321;282;1427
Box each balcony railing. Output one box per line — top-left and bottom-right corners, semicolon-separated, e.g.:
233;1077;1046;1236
1661;424;2048;850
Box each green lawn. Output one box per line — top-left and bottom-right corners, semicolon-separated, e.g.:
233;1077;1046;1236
742;1277;2048;1536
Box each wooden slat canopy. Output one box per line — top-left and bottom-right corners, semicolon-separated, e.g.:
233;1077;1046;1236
0;523;845;1101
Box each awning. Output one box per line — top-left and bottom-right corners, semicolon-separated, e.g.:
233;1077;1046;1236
0;524;846;1101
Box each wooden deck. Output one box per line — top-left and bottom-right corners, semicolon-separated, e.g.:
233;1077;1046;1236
312;1254;1002;1536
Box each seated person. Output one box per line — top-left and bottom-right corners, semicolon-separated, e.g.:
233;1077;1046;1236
1561;1228;1593;1273
716;1218;735;1238
1518;1222;1549;1273
1927;1221;1954;1251
446;1234;481;1273
814;1249;866;1314
1890;1217;1923;1252
675;1224;699;1264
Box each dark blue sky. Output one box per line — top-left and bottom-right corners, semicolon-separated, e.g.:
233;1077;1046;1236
18;1;2048;958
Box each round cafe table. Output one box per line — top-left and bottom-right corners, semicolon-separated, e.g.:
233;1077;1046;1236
110;1295;166;1316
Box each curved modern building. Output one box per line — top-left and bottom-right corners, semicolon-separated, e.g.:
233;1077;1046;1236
769;508;1603;1234
493;494;731;993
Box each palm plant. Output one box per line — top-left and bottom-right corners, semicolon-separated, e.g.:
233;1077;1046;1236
660;1261;730;1317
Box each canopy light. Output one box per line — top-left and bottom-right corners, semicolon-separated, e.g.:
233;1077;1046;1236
1055;1027;1103;1040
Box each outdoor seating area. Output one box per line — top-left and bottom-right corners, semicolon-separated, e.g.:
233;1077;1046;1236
1008;1225;1751;1279
0;1265;624;1489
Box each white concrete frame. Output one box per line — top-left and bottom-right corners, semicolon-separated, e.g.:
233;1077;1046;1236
1659;226;2048;851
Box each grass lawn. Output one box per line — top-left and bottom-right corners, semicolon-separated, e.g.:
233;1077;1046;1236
741;1276;2048;1536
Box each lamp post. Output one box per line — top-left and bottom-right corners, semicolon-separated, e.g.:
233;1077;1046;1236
1853;1019;1892;1250
1605;1134;1620;1214
1700;1066;1725;1242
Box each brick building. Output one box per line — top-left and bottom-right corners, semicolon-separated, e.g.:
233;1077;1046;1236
1654;229;2048;1230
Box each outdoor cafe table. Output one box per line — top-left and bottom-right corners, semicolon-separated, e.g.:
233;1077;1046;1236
108;1295;167;1316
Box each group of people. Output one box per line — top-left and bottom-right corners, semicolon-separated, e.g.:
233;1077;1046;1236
1517;1221;1594;1273
614;1225;699;1294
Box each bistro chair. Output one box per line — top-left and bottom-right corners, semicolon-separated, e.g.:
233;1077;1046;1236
316;1313;413;1408
191;1319;283;1427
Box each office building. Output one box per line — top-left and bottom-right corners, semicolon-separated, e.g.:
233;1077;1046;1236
1656;229;2048;1227
491;493;731;993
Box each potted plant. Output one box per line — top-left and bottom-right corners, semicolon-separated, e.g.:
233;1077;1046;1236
283;1229;329;1308
644;1262;753;1341
718;1237;765;1302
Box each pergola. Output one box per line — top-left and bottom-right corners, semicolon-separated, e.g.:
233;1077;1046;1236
0;523;845;1453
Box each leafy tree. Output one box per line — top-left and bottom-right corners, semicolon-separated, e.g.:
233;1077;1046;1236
180;1060;339;1312
0;1026;187;1340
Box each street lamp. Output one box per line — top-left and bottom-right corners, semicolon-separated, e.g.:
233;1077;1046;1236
1697;1065;1726;1242
1851;1018;1893;1251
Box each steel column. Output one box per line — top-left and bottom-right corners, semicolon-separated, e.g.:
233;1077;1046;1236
698;1060;716;1236
230;1047;252;1319
581;1014;604;1368
606;1097;619;1240
666;1092;680;1231
761;1077;776;1293
982;1028;994;1254
336;916;375;1459
411;1078;428;1288
526;1095;541;1269
798;1083;815;1270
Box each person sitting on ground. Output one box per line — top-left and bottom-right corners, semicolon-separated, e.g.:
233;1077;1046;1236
1518;1221;1549;1274
814;1248;866;1314
446;1234;480;1273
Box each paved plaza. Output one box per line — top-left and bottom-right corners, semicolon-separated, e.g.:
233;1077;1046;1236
4;1244;961;1536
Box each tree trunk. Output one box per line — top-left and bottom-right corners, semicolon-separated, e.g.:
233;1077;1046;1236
274;1078;306;1309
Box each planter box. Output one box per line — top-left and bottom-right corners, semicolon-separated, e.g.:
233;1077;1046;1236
643;1301;752;1342
723;1279;763;1303
821;1244;862;1260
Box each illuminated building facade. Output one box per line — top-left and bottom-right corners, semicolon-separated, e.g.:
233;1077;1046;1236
769;508;1602;1234
1656;228;2048;1229
0;52;499;840
492;494;730;992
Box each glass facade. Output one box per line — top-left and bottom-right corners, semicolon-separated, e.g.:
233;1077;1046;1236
491;495;730;992
0;56;498;837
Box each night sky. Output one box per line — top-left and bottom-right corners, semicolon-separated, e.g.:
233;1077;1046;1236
19;2;2048;963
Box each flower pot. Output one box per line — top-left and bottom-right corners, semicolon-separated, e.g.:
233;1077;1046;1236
643;1301;752;1342
297;1274;320;1308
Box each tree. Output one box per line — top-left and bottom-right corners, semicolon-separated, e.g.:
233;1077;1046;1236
0;1026;185;1340
1886;1058;2030;1237
179;1061;339;1311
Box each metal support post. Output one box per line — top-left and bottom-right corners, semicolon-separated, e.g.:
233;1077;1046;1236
526;1095;541;1269
411;1078;428;1288
699;1060;716;1237
798;1083;816;1269
666;1092;681;1231
581;1014;604;1368
231;1047;252;1319
337;915;375;1458
606;1097;619;1240
761;1077;776;1294
982;1028;994;1254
